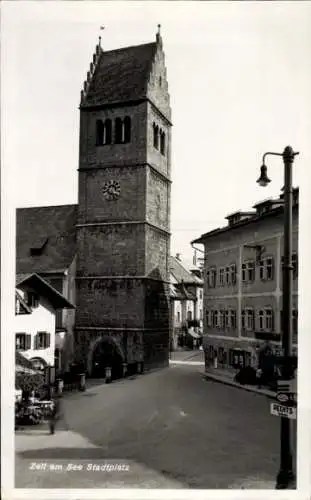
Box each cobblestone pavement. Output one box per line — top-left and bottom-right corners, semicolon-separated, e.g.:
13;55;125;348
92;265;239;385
15;363;296;489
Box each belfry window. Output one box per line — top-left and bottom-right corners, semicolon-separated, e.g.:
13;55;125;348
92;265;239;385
114;117;131;144
153;123;159;149
124;116;131;143
96;120;104;146
160;131;166;155
115;118;123;143
103;119;112;145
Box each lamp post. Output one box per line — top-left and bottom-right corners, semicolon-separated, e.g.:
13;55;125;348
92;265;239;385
257;145;299;489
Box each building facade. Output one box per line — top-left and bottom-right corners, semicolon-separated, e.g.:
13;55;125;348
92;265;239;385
192;188;299;371
16;29;172;376
15;273;74;371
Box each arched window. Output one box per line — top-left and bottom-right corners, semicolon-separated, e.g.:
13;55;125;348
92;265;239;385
96;120;104;146
115;117;123;143
124;116;131;143
153;123;159;149
160;130;166;155
103;119;112;145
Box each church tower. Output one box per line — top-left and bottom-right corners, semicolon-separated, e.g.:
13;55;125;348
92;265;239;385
75;28;172;374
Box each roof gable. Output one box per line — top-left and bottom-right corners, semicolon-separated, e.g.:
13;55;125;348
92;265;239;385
81;42;157;107
16;273;75;309
16;204;77;274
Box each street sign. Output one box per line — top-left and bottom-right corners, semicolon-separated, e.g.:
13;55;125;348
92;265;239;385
276;392;290;403
270;402;297;420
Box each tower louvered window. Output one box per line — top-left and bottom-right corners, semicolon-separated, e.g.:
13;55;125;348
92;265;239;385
153;123;159;149
115;118;123;143
96;120;104;145
124;116;131;143
160;131;166;155
103;119;112;145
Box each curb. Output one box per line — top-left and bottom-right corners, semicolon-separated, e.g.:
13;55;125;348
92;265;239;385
204;372;276;398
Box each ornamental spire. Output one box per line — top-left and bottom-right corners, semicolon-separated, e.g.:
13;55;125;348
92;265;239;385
80;30;104;105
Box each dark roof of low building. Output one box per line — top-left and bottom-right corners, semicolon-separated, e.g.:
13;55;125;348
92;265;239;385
16;204;78;274
192;191;299;244
82;42;157;107
16;273;75;309
169;256;203;285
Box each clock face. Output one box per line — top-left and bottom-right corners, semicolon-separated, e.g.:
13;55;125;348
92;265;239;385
102;180;121;201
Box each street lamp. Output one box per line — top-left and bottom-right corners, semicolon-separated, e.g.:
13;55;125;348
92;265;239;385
257;145;299;489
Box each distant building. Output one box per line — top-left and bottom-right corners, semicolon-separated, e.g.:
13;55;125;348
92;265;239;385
169;254;203;350
192;188;299;372
15;273;74;373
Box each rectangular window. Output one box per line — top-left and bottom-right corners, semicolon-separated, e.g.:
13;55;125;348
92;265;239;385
225;310;229;328
258;309;274;331
177;312;181;323
206;310;212;327
246;309;254;331
187;310;192;321
220;310;225;329
265;309;273;330
219;267;225;286
16;333;31;351
207;268;216;288
230;264;237;284
200;309;203;320
259;257;274;281
259;310;264;331
229;309;237;329
241;310;246;330
35;332;51;350
242;261;255;282
242;264;246;282
199;289;203;299
225;267;230;285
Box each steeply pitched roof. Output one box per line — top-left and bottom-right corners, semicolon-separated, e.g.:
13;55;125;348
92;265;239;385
169;256;203;285
16;273;75;309
82;42;157;107
16;204;78;274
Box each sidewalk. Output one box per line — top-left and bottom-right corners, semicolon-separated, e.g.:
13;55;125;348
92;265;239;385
15;428;185;488
204;366;276;398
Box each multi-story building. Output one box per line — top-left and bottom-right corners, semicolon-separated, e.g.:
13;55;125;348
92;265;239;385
192;188;299;372
169;254;203;349
15;273;74;372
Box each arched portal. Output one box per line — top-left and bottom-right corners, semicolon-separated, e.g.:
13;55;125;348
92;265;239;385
87;336;125;379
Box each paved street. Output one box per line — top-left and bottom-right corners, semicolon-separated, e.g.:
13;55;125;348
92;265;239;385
15;363;296;489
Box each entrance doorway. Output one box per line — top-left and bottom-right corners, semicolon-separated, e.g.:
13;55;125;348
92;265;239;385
92;339;124;380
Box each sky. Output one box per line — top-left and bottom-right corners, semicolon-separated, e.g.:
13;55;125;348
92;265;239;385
2;1;311;262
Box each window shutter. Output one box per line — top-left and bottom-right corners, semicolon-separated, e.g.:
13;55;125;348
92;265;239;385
271;310;275;331
34;333;38;350
25;334;32;350
46;333;51;348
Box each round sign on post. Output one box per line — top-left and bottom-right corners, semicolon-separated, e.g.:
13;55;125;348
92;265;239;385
276;393;289;403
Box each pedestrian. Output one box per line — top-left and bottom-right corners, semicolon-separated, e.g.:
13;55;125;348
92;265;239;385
48;392;62;435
